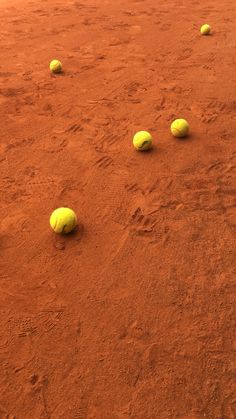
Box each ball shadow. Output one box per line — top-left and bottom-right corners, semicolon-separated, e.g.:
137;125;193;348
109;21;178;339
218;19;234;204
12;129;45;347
67;222;84;241
50;71;65;77
52;223;85;251
176;132;196;142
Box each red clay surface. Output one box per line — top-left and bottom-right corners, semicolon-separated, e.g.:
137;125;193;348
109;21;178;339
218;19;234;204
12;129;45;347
0;0;235;417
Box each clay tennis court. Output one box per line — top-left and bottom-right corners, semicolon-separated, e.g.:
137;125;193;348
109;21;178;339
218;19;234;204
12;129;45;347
1;0;235;417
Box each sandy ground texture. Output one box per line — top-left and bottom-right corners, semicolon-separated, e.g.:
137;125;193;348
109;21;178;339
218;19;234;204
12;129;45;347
0;0;236;417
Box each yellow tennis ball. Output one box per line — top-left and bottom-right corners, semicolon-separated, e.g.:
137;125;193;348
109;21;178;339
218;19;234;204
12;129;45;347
49;59;62;73
133;131;153;151
171;119;189;138
50;207;77;234
200;24;211;35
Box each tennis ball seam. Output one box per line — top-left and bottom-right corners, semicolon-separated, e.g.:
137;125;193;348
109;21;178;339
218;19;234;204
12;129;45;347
138;140;150;149
53;219;58;231
174;128;184;135
62;224;67;233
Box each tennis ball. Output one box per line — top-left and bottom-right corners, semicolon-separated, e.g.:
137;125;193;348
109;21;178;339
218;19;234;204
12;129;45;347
171;119;189;138
200;24;211;35
49;59;62;73
133;131;153;151
50;207;77;234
